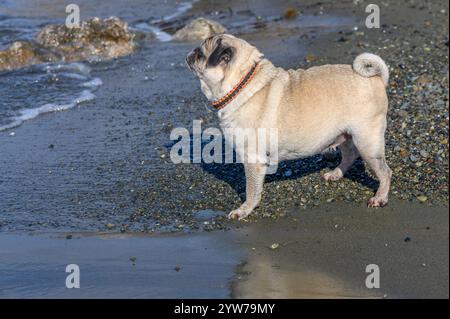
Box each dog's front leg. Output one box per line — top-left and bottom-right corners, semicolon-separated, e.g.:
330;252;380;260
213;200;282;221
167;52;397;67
228;163;267;220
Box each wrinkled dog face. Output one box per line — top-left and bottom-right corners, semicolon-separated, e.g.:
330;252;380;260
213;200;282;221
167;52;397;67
186;34;263;89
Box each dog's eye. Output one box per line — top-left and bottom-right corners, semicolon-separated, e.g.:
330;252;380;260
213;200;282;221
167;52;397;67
207;45;233;67
221;55;230;63
220;48;233;63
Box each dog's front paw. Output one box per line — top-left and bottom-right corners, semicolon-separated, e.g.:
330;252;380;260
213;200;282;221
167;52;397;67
228;205;252;220
367;196;388;208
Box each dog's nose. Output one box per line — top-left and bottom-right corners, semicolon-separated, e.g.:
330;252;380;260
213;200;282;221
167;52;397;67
186;47;201;70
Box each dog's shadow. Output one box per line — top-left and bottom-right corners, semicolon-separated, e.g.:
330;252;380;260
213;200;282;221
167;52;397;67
167;136;379;202
201;156;378;203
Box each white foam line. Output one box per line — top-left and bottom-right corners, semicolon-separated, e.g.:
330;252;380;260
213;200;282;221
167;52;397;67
0;90;95;132
42;62;91;75
134;22;172;42
61;72;89;81
134;0;198;42
82;77;103;88
150;0;198;24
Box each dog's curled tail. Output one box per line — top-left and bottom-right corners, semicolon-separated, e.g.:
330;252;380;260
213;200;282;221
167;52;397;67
353;53;389;87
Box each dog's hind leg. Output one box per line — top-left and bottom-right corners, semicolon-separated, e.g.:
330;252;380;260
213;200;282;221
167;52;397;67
323;136;360;181
228;163;267;220
352;118;392;207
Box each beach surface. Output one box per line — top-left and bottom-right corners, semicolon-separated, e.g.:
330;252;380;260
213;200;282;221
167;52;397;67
0;0;448;298
0;201;447;298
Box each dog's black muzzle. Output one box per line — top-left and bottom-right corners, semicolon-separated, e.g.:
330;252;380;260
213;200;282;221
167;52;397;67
186;47;201;71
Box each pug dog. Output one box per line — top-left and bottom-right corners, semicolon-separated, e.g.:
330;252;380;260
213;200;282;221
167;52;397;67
186;34;391;220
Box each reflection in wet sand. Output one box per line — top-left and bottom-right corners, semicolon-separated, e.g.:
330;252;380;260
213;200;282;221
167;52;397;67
231;201;448;299
233;254;375;299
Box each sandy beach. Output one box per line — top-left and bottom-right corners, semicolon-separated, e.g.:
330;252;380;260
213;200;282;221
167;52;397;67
0;0;448;298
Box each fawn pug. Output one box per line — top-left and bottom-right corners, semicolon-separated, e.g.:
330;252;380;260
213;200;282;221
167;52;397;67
186;34;391;220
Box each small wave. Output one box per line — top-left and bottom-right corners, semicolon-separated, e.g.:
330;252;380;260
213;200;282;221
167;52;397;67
42;62;91;75
0;60;103;132
82;77;103;88
133;22;172;42
0;90;95;132
60;72;89;81
151;1;197;24
133;0;198;42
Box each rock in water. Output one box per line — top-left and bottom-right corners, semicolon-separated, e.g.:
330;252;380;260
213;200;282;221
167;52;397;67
173;18;226;41
283;8;300;20
37;17;136;61
0;41;60;72
0;41;41;72
0;17;136;72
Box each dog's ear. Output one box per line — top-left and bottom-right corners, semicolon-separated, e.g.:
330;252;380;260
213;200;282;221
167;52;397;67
207;39;234;67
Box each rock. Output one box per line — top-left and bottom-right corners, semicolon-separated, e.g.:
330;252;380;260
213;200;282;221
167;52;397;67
106;223;115;229
397;110;409;118
173;18;226;41
283;8;300;20
415;74;431;85
0;41;57;72
0;17;136;72
419;150;429;158
270;243;280;250
37;17;136;61
417;195;428;203
284;169;293;177
305;53;318;63
399;148;409;158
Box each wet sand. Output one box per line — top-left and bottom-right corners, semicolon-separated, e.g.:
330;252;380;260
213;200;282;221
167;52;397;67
0;231;244;298
0;201;447;298
232;201;449;299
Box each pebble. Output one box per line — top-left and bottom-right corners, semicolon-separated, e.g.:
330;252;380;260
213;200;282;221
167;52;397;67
270;243;280;250
106;223;115;229
283;8;300;20
417;195;428;203
284;169;293;177
419;150;429;158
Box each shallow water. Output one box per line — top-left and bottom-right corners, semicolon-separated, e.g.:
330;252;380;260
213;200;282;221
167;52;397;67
0;63;100;131
0;0;191;130
0;231;243;298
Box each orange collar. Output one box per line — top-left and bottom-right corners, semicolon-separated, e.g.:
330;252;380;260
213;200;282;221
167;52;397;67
211;62;260;111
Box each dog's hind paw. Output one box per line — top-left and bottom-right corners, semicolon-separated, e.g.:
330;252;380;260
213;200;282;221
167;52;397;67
322;168;343;181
